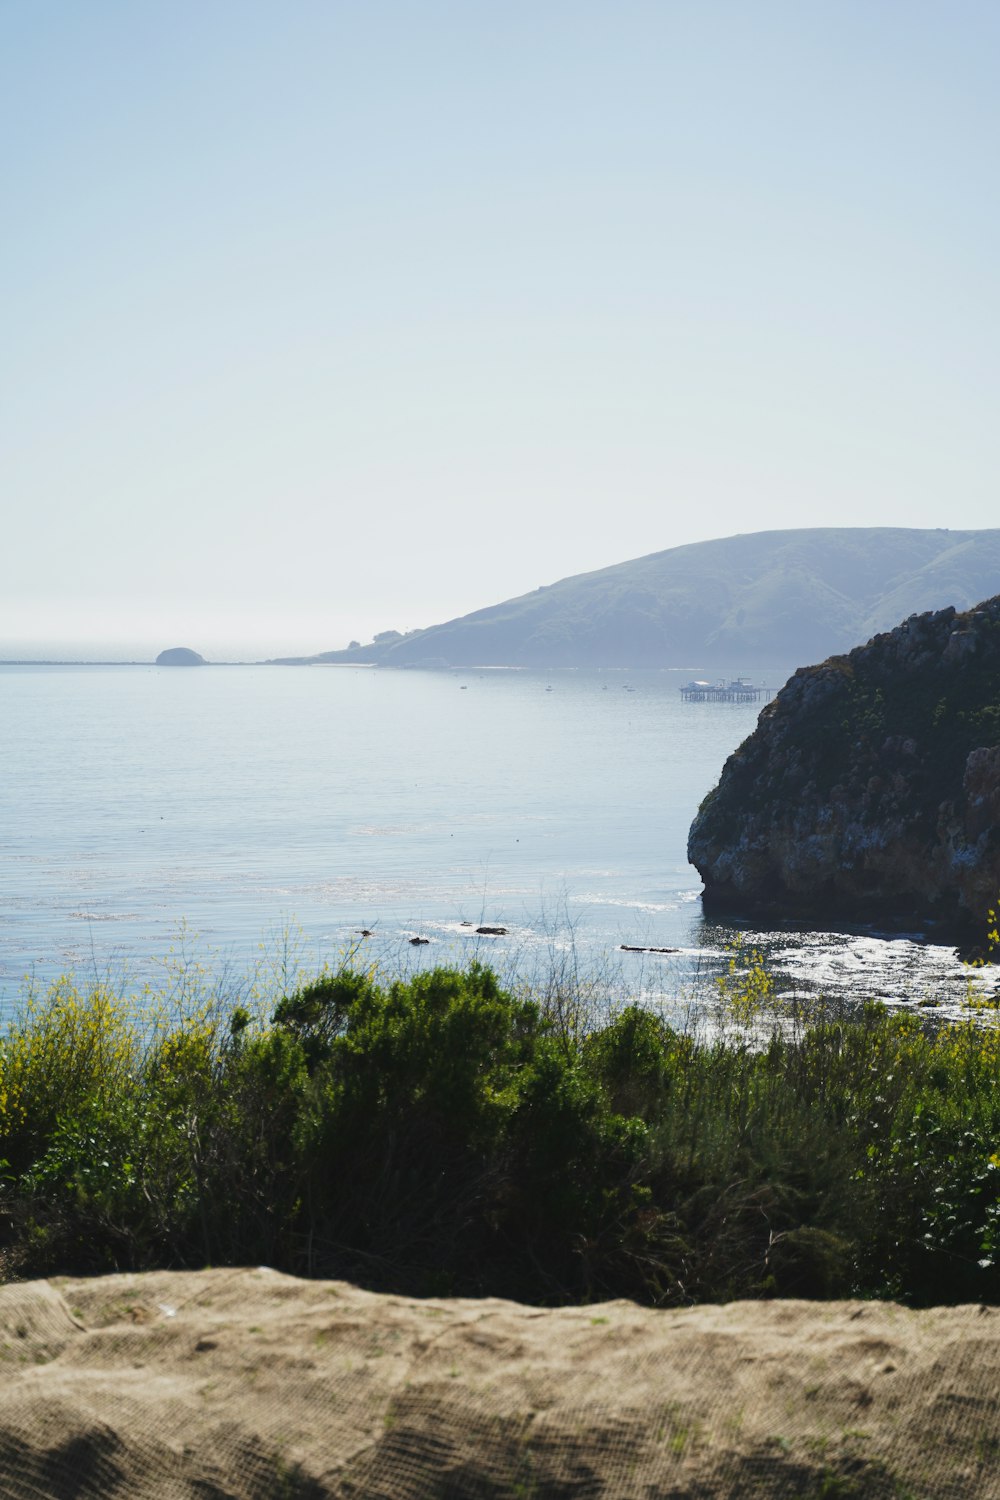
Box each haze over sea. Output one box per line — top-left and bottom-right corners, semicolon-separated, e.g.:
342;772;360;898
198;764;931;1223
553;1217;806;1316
2;663;992;1022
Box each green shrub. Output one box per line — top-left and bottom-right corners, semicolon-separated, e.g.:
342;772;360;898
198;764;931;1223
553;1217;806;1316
3;958;1000;1308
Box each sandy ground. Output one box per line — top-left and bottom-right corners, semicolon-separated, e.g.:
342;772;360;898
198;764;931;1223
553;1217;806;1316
1;1268;999;1497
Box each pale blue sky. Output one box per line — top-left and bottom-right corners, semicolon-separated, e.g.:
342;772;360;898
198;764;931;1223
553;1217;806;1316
3;2;999;658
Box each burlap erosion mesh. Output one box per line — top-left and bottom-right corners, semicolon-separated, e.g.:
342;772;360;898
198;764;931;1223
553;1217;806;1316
1;1268;998;1498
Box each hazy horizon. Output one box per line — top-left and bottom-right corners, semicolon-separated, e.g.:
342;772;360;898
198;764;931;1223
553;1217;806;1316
4;3;1000;660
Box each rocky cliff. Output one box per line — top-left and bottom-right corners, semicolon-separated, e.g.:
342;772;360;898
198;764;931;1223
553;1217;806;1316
688;597;1000;945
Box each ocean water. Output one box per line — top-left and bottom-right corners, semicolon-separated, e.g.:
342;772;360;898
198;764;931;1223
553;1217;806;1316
1;663;993;1022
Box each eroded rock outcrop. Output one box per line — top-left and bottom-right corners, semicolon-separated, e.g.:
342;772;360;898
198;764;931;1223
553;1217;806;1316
688;597;1000;943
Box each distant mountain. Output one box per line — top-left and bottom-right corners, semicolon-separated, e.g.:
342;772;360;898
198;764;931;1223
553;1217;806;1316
278;528;1000;669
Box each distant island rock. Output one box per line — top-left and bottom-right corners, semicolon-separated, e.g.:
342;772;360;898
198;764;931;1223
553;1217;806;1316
155;647;207;666
271;527;1000;669
687;596;1000;945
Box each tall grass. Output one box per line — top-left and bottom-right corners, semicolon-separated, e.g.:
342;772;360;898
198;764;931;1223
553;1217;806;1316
2;946;999;1307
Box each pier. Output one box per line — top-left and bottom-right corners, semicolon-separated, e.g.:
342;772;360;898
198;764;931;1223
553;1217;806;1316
680;676;770;703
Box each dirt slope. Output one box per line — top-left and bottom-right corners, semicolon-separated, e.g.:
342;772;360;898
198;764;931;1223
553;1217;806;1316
1;1268;998;1498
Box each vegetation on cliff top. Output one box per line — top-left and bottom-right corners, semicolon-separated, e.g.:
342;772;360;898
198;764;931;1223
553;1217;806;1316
3;953;1000;1309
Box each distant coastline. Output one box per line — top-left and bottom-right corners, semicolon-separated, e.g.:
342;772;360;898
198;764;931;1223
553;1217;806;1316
0;666;152;672
0;659;252;668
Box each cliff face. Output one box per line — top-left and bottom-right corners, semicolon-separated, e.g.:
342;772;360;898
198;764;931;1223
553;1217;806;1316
688;597;1000;943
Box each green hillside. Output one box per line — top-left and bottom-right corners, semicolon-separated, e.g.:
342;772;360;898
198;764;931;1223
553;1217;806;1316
280;527;1000;668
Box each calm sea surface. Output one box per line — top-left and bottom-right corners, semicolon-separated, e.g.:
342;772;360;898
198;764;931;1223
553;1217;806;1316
1;664;992;1021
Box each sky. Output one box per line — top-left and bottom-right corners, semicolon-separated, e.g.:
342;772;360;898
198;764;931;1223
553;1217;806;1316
2;1;999;660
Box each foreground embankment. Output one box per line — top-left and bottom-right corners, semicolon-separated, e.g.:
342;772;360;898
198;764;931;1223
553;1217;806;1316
3;1267;999;1498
